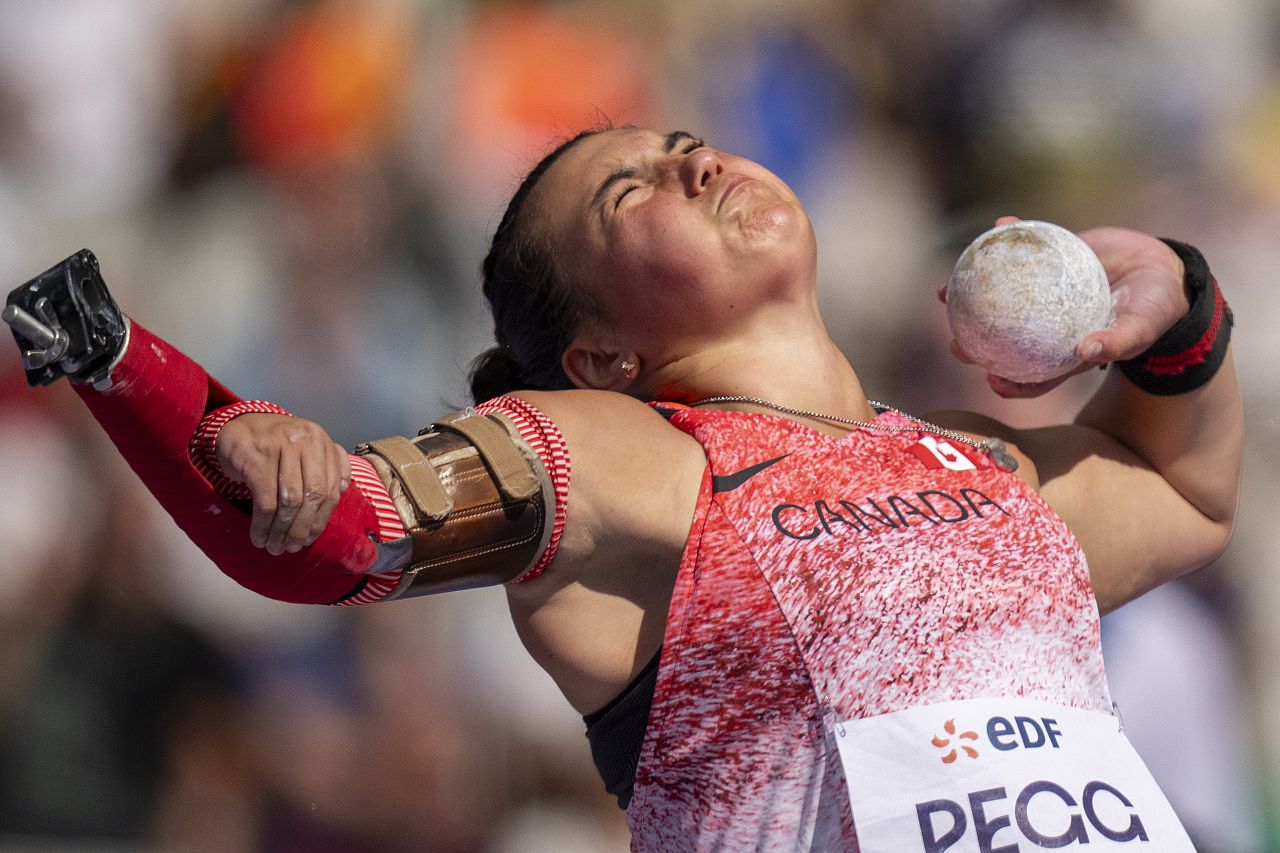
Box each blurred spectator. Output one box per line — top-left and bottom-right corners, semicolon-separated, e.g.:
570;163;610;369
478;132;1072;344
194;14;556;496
0;0;179;286
0;422;237;845
693;14;861;201
442;0;657;222
138;0;483;445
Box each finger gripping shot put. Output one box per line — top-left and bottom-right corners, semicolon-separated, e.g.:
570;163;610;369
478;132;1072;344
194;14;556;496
4;126;1241;851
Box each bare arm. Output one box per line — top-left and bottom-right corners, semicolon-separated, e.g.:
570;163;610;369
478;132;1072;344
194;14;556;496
942;228;1242;613
1021;351;1240;612
502;390;706;713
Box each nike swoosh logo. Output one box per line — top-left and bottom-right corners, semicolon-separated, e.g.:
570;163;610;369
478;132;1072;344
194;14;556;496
712;454;789;494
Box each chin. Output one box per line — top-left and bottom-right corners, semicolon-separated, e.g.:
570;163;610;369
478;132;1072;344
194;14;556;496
744;200;809;240
744;204;815;266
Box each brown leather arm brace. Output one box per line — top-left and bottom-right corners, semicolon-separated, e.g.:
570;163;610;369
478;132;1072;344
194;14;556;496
354;410;553;599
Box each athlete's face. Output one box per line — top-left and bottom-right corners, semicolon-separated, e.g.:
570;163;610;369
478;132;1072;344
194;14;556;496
526;128;816;354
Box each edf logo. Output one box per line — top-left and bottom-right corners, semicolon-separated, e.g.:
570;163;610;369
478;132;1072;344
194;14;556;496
988;715;1063;752
931;714;1064;763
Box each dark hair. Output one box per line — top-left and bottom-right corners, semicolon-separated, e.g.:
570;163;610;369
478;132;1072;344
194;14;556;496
469;128;604;404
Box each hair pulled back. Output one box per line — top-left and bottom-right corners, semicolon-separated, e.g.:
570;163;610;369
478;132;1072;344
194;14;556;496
469;128;603;404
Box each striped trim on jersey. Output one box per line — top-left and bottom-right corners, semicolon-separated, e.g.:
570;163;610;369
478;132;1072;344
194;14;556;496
476;395;570;584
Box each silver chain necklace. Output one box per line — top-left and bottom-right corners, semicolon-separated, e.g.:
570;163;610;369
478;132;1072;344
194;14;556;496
690;395;1019;472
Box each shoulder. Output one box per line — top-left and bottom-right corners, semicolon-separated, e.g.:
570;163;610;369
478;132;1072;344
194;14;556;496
503;388;706;545
928;408;1137;502
504;389;703;461
496;391;708;711
928;407;1153;496
496;390;707;661
508;388;679;430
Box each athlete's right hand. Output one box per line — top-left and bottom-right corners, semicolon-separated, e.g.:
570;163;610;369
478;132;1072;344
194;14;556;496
215;413;352;555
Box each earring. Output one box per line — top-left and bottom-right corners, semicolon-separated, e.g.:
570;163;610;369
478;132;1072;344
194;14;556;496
620;359;637;377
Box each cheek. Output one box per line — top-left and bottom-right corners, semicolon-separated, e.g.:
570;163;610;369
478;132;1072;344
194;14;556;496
606;241;720;333
593;273;704;347
613;209;719;291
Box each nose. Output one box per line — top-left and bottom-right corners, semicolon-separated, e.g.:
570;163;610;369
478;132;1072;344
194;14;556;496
679;148;724;197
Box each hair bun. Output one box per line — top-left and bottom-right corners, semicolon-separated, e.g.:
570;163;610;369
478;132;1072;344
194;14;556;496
469;345;524;404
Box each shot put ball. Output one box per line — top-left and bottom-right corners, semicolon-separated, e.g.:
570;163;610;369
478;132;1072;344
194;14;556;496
947;220;1112;384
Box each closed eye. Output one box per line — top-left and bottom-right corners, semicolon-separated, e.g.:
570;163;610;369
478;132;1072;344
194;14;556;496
613;182;640;209
607;136;708;211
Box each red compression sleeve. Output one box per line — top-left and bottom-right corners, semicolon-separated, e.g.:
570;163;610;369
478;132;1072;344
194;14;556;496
73;320;382;604
190;400;409;605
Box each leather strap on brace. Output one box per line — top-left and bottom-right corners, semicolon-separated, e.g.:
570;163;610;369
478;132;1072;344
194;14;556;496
356;411;552;599
431;411;540;501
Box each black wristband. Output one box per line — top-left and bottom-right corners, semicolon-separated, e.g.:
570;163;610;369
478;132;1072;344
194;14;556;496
1116;238;1232;395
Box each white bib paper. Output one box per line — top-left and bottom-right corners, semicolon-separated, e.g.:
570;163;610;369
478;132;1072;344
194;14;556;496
834;697;1193;852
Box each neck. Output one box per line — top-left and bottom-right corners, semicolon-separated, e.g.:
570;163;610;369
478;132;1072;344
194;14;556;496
640;305;877;425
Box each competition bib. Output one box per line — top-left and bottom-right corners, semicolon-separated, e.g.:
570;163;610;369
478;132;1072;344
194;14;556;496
834;697;1193;852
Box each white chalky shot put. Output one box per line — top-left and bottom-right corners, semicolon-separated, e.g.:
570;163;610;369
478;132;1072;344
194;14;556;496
947;220;1113;384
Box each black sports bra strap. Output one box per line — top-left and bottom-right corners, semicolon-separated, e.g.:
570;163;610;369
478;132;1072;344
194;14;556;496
583;649;661;809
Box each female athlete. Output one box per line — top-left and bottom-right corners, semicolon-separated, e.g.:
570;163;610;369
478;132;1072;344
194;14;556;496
4;126;1240;850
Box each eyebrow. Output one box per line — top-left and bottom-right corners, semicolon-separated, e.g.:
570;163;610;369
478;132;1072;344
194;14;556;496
663;130;699;153
590;130;703;215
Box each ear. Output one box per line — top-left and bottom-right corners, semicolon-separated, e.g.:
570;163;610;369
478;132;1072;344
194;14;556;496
562;333;639;391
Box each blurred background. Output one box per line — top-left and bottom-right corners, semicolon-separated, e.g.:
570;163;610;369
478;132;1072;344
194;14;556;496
0;0;1276;850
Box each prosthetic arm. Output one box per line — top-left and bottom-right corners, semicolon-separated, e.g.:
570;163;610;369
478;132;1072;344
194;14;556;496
5;251;565;604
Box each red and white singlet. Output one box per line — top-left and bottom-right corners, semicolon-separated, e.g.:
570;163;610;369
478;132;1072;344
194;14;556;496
626;406;1121;851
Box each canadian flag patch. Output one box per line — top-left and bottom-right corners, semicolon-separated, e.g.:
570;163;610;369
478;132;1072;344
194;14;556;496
908;435;991;471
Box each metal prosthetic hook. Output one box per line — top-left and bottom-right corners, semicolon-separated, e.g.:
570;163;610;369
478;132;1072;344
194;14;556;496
6;249;128;388
2;299;70;368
